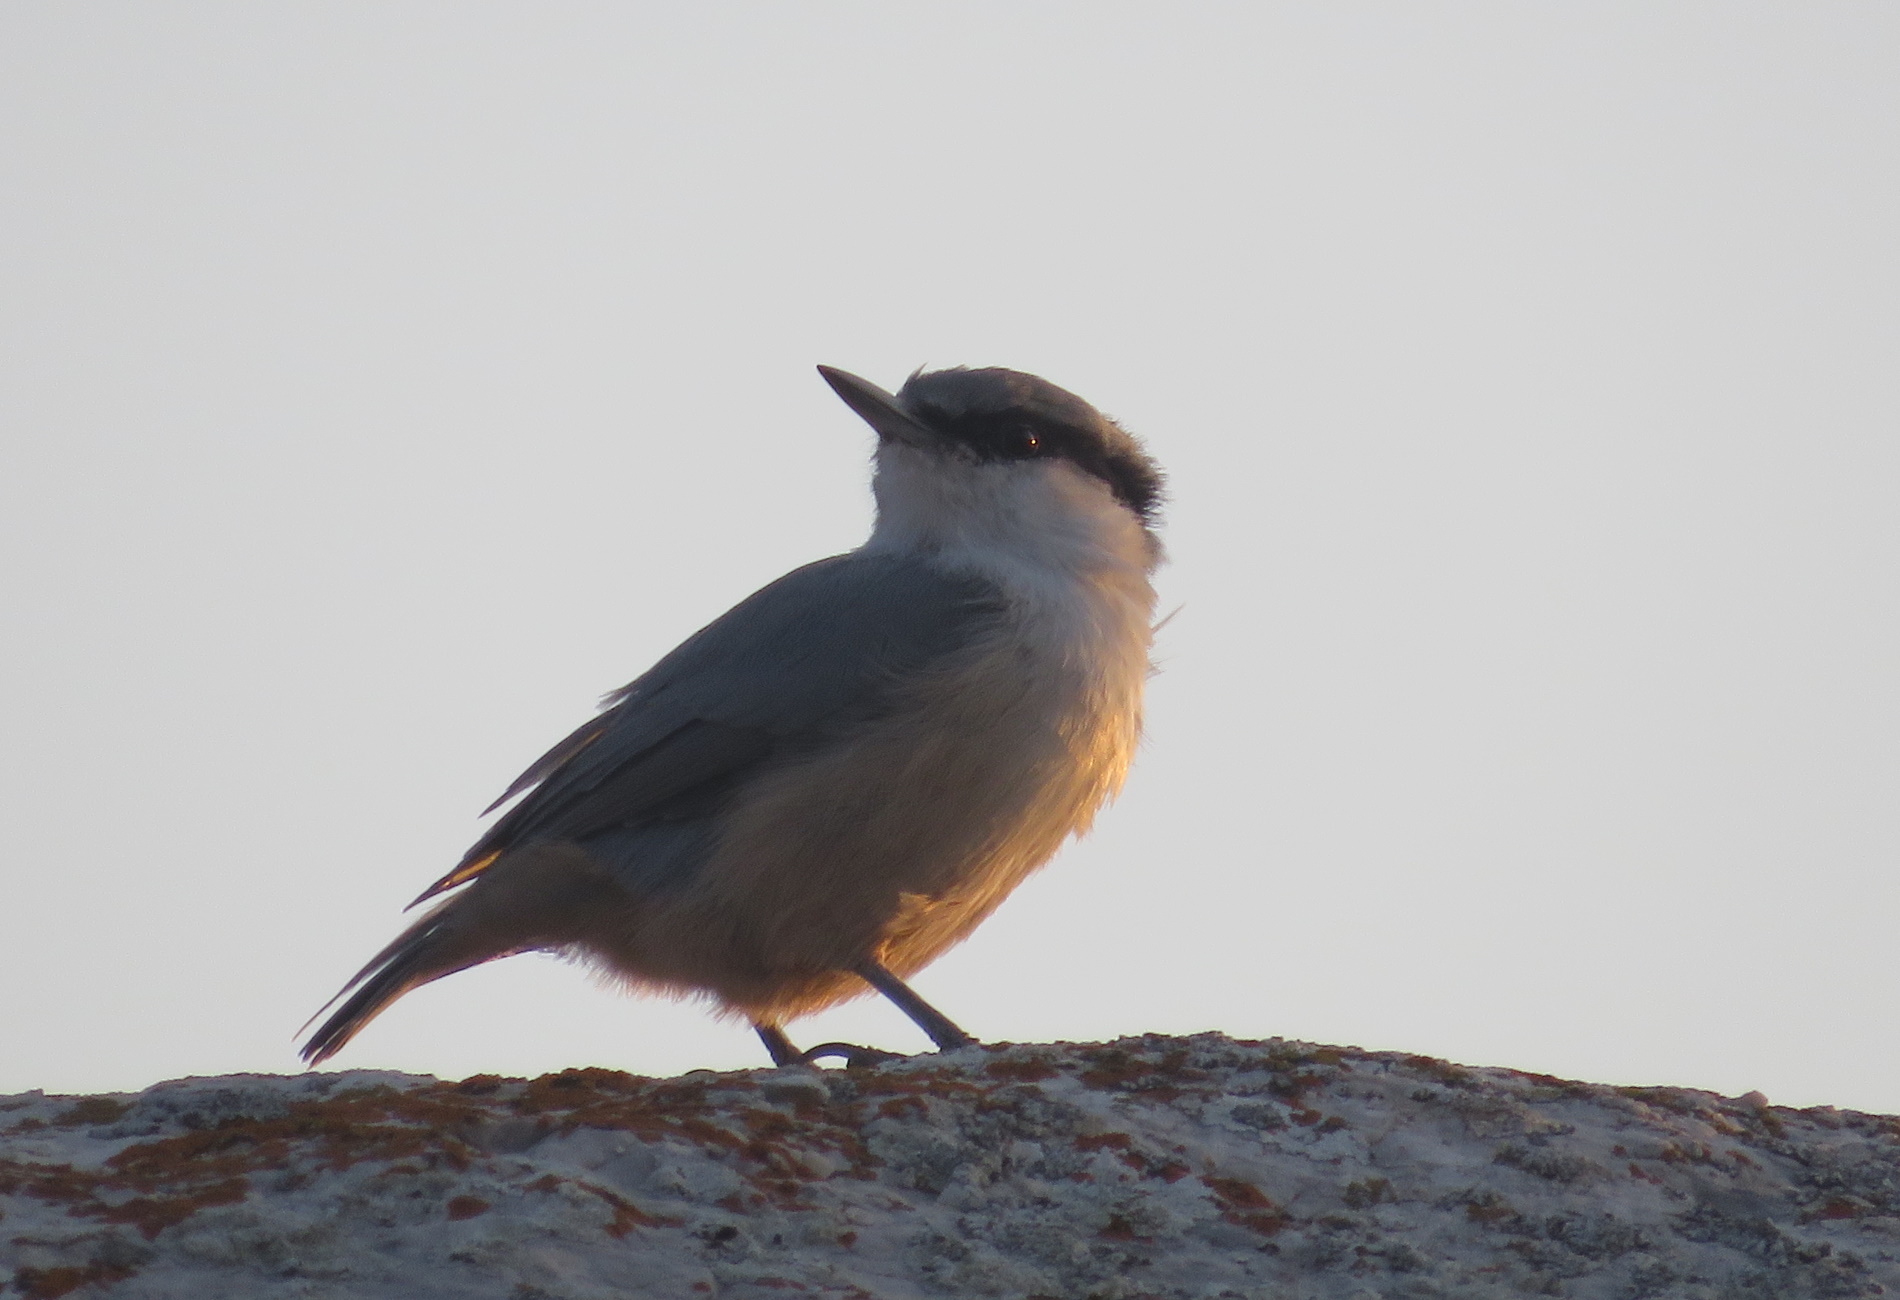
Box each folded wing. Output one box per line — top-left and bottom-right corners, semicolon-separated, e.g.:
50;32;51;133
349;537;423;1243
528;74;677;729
412;552;1000;906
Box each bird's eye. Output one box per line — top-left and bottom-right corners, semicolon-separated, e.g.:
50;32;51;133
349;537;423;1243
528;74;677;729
1011;425;1041;456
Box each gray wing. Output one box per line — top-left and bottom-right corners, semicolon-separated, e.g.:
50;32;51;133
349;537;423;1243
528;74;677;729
413;552;1000;903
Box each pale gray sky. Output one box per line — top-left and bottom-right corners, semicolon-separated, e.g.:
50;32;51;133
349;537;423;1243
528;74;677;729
3;4;1896;1112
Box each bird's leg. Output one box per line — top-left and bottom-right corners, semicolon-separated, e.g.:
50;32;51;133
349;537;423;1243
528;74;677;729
755;961;976;1069
851;957;978;1052
753;1022;801;1067
757;1021;899;1069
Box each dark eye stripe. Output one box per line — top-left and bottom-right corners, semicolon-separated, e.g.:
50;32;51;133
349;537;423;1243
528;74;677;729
910;407;1162;522
893;368;1165;525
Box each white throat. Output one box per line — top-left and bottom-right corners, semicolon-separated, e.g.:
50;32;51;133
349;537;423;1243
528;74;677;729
862;444;1160;597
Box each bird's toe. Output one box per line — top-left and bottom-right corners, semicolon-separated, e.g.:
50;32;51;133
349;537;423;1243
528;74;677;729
797;1041;906;1070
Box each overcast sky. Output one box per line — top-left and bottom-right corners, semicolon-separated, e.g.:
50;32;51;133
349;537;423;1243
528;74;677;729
3;3;1896;1113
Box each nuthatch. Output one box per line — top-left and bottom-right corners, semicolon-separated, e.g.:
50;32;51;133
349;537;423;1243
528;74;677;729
302;365;1164;1068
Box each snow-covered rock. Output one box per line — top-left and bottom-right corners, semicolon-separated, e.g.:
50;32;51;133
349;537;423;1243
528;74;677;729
3;1034;1898;1298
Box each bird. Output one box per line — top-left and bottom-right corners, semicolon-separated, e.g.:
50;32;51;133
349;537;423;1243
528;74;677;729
300;364;1165;1069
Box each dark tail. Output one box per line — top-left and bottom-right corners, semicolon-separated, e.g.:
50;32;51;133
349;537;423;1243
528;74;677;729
299;900;504;1066
300;844;619;1066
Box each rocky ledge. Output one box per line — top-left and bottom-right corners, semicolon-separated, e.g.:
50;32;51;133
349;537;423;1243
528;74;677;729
2;1034;1898;1299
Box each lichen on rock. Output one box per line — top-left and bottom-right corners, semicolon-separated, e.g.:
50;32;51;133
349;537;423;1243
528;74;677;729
3;1035;1897;1298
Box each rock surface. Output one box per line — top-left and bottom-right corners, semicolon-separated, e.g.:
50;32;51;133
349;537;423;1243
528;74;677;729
3;1034;1898;1298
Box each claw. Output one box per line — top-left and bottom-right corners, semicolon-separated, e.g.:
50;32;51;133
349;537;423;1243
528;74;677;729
798;1041;904;1070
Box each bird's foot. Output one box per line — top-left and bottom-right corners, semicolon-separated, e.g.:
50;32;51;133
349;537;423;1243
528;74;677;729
797;1041;905;1070
848;957;980;1052
754;1022;901;1069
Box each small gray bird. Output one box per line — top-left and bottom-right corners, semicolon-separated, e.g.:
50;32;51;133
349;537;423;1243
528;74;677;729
301;365;1164;1068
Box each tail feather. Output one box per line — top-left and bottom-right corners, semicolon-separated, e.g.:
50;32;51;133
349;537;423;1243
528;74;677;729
300;843;621;1067
299;902;502;1066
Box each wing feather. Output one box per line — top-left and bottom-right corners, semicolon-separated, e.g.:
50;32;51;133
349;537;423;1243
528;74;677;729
411;553;998;905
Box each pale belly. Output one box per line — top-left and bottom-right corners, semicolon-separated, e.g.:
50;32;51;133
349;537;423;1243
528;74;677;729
593;620;1146;1020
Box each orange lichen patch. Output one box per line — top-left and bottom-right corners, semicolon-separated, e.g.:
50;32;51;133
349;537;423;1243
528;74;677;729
1404;1056;1476;1090
0;1082;547;1239
1267;1071;1326;1105
757;1082;829;1120
1465;1198;1518;1226
0;1083;513;1245
502;1069;788;1162
1657;1142;1718;1166
102;1177;250;1238
1803;1197;1868;1223
984;1055;1061;1083
1073;1045;1215;1102
1200;1175;1287;1235
0;1157;249;1243
505;1069;732;1138
1614;1087;1702;1118
1254;1043;1328;1071
572;1179;681;1237
734;1108;878;1202
446;1195;491;1220
847;1067;988;1107
51;1098;132;1128
1073;1131;1187;1182
1703;1116;1746;1140
118;1086;493;1178
1130;1154;1190;1183
1342;1177;1392;1208
13;1262;138;1299
470;1067;893;1213
1502;1069;1597;1101
464;1067;884;1206
735;1111;836;1183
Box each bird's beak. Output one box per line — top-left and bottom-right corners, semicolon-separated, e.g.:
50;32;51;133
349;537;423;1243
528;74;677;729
817;366;940;448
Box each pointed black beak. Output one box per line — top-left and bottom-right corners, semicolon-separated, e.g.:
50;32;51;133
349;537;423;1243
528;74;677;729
817;366;941;448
